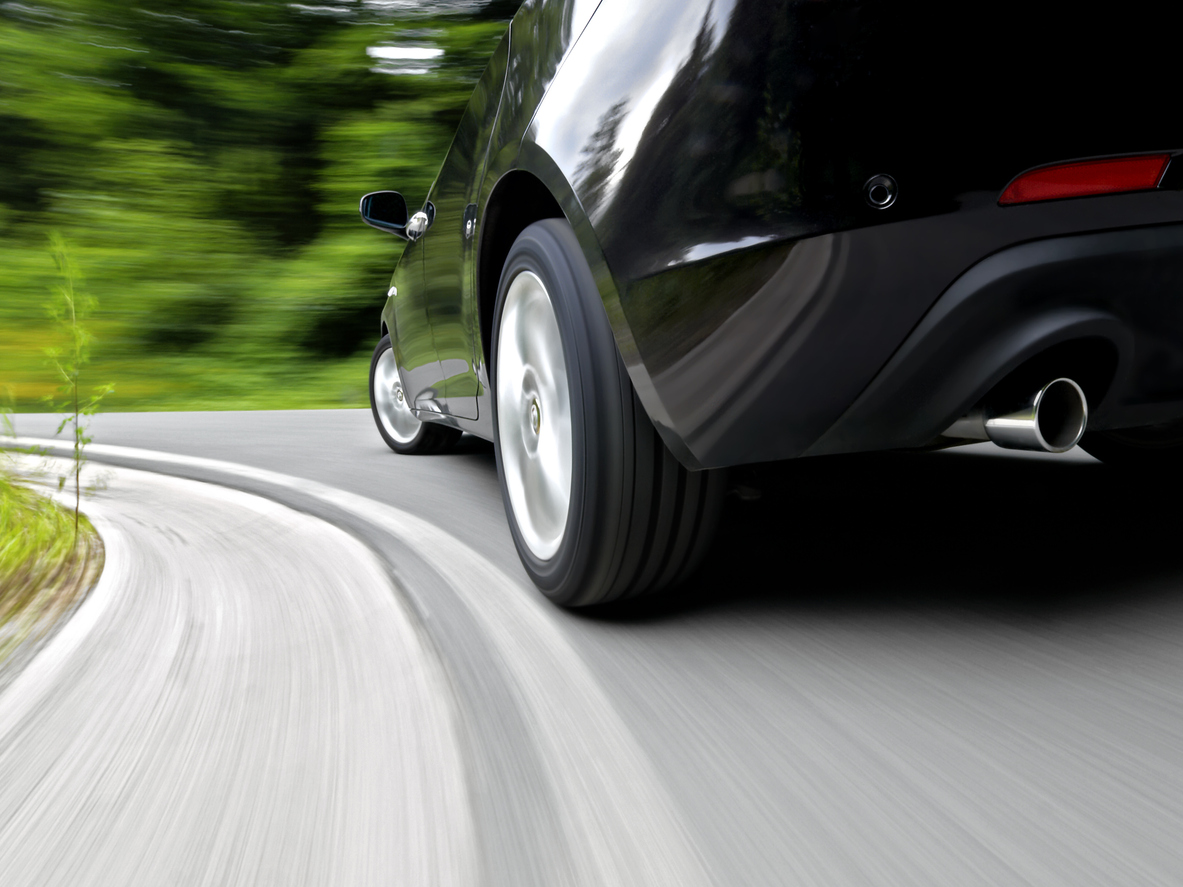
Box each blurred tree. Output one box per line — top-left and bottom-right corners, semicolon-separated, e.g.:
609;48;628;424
0;0;520;409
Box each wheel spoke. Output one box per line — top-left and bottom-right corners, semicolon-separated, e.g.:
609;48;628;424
374;348;422;445
497;270;573;560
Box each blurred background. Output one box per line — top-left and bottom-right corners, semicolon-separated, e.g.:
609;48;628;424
0;0;522;411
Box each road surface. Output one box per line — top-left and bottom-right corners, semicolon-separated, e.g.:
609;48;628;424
5;409;1183;886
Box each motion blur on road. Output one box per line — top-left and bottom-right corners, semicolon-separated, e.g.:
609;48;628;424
4;1;1183;884
5;409;1183;886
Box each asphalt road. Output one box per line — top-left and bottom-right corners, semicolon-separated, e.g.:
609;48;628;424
0;458;472;887
7;409;1183;886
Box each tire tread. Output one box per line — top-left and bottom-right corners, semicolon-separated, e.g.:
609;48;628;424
493;219;723;607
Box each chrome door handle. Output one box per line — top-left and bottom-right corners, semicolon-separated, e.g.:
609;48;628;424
406;211;430;241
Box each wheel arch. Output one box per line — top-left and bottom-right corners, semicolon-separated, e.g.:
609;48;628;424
479;142;700;468
477;169;565;373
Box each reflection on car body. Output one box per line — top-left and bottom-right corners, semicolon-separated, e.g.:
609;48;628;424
362;0;1183;605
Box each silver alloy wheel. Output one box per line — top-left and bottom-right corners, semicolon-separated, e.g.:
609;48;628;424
496;270;573;560
373;348;422;445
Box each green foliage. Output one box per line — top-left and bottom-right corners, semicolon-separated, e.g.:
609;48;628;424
43;233;112;535
0;469;77;606
0;0;517;411
0;462;99;663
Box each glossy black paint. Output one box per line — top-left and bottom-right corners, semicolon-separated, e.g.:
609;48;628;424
376;0;1183;468
809;224;1183;457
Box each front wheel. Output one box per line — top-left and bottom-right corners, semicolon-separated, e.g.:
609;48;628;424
369;335;461;455
491;220;724;607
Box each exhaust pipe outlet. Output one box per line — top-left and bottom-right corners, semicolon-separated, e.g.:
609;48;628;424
943;377;1089;453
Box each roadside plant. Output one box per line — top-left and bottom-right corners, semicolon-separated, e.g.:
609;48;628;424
43;233;113;540
1;392;15;444
1;397;101;661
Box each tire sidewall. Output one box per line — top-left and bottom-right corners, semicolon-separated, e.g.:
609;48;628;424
491;221;624;603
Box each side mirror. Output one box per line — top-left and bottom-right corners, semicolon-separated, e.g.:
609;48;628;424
359;191;409;238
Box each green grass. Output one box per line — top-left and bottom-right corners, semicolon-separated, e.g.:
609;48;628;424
0;466;102;663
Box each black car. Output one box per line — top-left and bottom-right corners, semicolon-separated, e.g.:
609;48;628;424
361;0;1183;606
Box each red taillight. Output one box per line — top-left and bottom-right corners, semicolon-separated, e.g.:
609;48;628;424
999;154;1171;206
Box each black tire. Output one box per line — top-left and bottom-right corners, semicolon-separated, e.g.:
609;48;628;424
1079;420;1183;474
490;219;725;607
369;334;462;455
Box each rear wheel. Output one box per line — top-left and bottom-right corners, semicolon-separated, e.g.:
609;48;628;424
1080;420;1183;473
369;334;461;455
491;219;724;607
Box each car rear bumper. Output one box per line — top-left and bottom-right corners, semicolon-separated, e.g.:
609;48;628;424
807;222;1183;457
630;203;1183;469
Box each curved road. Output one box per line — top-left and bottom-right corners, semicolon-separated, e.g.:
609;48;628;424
0;459;472;887
6;409;1183;886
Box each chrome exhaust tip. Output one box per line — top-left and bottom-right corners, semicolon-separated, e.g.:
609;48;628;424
987;377;1088;452
943;378;1089;453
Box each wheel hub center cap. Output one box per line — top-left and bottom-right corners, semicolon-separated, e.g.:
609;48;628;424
530;399;541;435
